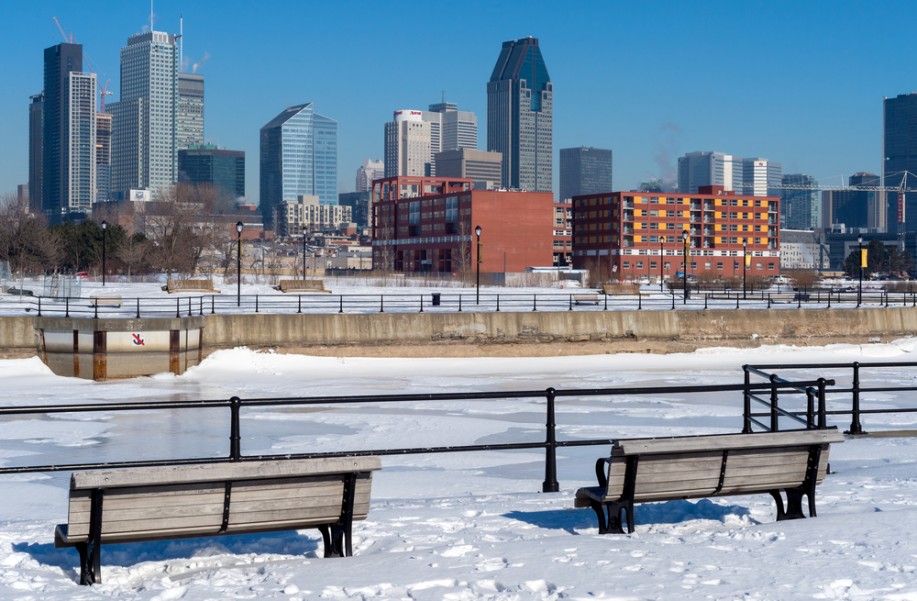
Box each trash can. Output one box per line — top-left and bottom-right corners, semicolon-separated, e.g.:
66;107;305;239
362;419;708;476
431;292;441;306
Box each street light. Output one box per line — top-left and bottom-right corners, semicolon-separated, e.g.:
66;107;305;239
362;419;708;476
236;221;244;307
682;230;689;304
302;224;308;280
659;239;664;292
858;234;864;307
475;225;483;305
100;221;107;286
742;238;748;300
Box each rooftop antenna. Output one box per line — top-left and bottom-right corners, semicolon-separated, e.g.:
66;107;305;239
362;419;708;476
179;14;183;69
150;0;154;32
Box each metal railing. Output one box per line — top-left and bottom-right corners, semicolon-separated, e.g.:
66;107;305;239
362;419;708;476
743;361;917;435
0;378;831;492
15;288;917;319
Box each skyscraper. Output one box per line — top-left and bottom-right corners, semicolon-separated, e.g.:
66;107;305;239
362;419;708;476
821;173;878;231
178;145;245;204
355;159;384;192
177;73;204;150
487;37;553;192
111;31;179;198
95;112;111;203
741;157;781;197
260;103;338;229
883;93;917;233
781;174;819;230
28;92;43;215
42;43;97;221
428;101;477;152
559;147;613;200
677;151;742;194
384;110;432;177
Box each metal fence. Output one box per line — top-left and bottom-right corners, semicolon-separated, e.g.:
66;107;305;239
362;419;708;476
0;378;832;493
18;288;917;319
743;361;917;434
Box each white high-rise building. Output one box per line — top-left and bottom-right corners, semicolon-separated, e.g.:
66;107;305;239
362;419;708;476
428;101;477;152
111;31;179;198
742;157;782;197
384;110;432;177
677;151;742;193
355;159;384;192
67;72;97;214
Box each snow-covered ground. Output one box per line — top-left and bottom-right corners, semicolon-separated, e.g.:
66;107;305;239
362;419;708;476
1;340;917;599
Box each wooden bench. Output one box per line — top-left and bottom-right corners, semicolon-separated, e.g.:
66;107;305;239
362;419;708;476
55;456;381;585
162;279;219;293
89;295;123;308
573;294;600;305
275;279;331;293
575;428;844;534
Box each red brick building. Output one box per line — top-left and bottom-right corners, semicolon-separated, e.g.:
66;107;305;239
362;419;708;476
371;176;554;276
572;186;780;282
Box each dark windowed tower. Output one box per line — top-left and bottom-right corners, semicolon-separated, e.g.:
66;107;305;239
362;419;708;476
884;93;917;234
487;37;552;192
560;147;612;200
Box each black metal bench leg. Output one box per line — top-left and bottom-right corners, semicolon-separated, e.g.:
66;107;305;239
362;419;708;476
77;489;104;585
320;524;346;558
588;501;608;534
603;501;628;535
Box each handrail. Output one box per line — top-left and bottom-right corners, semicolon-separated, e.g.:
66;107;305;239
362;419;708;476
744;361;917;434
0;379;832;492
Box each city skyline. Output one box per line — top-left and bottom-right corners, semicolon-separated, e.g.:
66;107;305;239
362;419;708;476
2;1;916;203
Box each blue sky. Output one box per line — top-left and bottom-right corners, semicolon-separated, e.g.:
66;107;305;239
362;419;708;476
2;0;915;202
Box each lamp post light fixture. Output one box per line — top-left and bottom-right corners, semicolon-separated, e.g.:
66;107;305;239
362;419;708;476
659;239;664;292
236;221;244;307
857;234;864;308
100;221;107;286
742;238;748;300
302;224;308;280
682;230;689;304
475;225;483;305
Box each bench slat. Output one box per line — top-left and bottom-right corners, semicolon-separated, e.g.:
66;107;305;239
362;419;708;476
616;430;843;456
70;457;381;490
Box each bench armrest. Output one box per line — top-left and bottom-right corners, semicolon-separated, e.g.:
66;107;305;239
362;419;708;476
594;457;610;488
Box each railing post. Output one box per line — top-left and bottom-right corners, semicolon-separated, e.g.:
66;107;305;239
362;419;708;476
298;295;302;314
569;294;573;311
188;297;193;317
37;297;42;317
704;295;708;310
805;387;815;429
136;297;141;319
532;295;537;312
380;295;384;313
496;294;500;312
817;377;828;430
458;295;462;312
767;294;772;309
638;293;642;310
65;297;69;318
255;295;259;313
542;387;559;493
419;295;424;313
95;302;99;319
847;362;864;434
671;291;675;310
769;374;779;432
736;295;740;310
604;292;608;311
339;295;344;313
742;365;752;433
211;295;215;315
229;396;242;461
175;298;180;318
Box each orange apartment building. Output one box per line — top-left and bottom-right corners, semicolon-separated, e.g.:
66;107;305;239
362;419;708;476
572;185;780;282
371;176;554;276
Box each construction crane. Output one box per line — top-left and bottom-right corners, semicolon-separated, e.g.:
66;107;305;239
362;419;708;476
51;17;112;114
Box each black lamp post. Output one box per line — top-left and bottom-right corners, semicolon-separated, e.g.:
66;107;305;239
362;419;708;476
475;225;482;305
659;239;664;292
302;224;308;280
236;221;244;307
857;234;864;307
682;230;689;304
100;221;107;286
742;238;748;300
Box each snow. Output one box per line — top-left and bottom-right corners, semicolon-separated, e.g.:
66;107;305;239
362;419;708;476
2;335;917;598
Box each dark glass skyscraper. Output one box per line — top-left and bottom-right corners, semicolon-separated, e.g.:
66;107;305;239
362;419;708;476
43;43;83;220
178;145;245;205
560;147;612;200
884;93;917;233
487;37;552;192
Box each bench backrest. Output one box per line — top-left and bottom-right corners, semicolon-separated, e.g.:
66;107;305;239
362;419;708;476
279;279;325;292
602;429;843;503
167;279;215;291
65;457;381;543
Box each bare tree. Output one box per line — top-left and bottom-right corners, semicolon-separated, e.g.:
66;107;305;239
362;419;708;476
143;184;221;280
0;194;62;277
